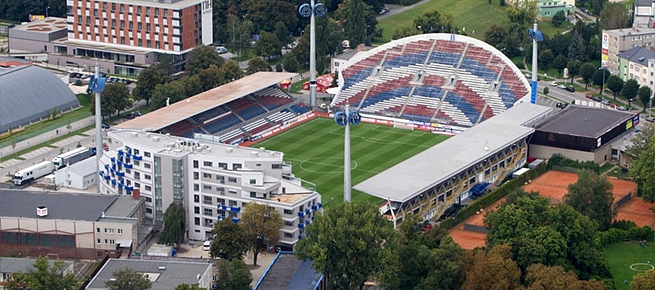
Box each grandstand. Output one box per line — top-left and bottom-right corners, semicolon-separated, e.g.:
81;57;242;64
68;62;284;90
332;34;530;128
354;103;553;226
117;72;308;143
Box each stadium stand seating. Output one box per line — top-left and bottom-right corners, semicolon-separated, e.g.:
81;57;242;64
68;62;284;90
332;34;529;128
192;106;229;124
203;114;242;134
290;104;311;115
253;87;295;110
163;120;195;137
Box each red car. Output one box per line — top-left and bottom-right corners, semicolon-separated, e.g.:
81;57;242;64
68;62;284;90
422;224;433;231
585;94;593;99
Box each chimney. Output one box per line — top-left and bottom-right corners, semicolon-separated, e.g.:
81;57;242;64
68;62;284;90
133;189;141;199
36;206;48;217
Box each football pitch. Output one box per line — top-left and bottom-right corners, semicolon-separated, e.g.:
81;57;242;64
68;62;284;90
251;117;449;206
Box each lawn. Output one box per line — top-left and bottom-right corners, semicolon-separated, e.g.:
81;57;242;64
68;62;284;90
251;118;449;206
376;0;509;42
604;241;655;290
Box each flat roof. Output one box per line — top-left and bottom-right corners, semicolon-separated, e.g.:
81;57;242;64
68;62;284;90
10;17;67;33
535;106;634;138
0;257;73;274
353;103;552;202
255;253;322;290
0;190;138;221
86;259;212;290
117;72;297;131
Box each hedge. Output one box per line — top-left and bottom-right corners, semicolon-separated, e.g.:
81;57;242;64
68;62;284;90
595;225;655;247
441;160;550;230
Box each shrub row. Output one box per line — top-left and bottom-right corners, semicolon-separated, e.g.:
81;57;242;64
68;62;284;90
548;153;600;173
441;161;550;230
595;225;654;247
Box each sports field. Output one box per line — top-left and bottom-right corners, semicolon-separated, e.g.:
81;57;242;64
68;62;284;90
251;117;449;206
604;242;655;290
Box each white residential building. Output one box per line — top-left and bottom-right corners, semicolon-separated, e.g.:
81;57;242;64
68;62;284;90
99;129;322;249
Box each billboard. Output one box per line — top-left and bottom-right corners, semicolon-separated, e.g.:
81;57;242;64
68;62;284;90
602;32;609;66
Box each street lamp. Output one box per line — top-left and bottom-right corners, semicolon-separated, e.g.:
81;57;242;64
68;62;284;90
364;24;371;46
46;6;50;18
599;66;607;98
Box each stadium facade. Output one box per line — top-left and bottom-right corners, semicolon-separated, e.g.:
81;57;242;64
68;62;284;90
100;129;321;248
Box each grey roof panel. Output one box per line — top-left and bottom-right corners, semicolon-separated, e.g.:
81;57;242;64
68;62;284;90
0;257;73;274
353;103;552;202
0;190;118;221
255;253;322;290
86;259;211;290
0;65;79;133
535;106;635;138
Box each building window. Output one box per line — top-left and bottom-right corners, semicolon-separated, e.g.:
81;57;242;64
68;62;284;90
204;208;213;216
284;209;294;215
138;22;142;30
233;163;242;170
97;239;101;244
146;7;151;15
138;39;142;46
194;183;200;191
203;184;212;190
228;177;237;183
145;174;151;180
134;172;140;180
144;163;151;169
146;208;153;213
194;194;200;203
96;228;100;233
218;162;227;169
203;161;213;167
249;179;256;184
155;8;159;16
272;164;282;169
144;152;151;157
194;206;200;214
145;196;152;202
194;172;199;180
250;192;257;197
284;221;294;226
112;3;116;10
109;229;115;234
120;4;124;12
217;198;225;205
195;217;200;225
203;173;212;178
118;229;123;234
164;9;168;17
145;185;152;191
138;6;142;14
203;196;213;204
284;233;294;238
193;160;199;168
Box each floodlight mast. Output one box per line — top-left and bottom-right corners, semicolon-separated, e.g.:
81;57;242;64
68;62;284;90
527;20;542;104
344;104;351;202
94;65;102;193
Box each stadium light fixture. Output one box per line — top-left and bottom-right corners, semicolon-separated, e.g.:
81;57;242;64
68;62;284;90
334;104;361;202
299;0;327;110
88;64;106;193
527;21;543;104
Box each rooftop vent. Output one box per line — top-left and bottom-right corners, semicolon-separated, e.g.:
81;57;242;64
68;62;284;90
131;132;139;137
36;206;48;217
158;266;166;270
152;136;160;142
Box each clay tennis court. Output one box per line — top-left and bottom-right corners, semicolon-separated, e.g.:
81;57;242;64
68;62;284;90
616;197;655;228
448;170;645;249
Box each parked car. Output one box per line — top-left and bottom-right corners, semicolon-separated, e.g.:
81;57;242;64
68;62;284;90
565;86;575;92
601;100;610;105
101;123;110;129
378;8;389;15
556;102;568;108
215;46;228;54
585;94;593;99
592;96;602;102
558;84;567;89
645;117;654;122
203;240;211;251
549;81;558;87
617;106;627;111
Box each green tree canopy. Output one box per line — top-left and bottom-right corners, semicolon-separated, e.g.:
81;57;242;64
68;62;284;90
133;66;165;107
215;259;253;290
638;85;652;110
414;10;455;34
551;10;566;27
622;79;640;102
538;49;554;71
150;81;186;110
552;54;568;77
568;30;583;62
209;218;250;260
628;124;655;202
105;268;152;290
175;283;204;290
484;24;509;48
254;31;282;61
240;202;283;265
186;45;225;75
336;0;375;46
158;203;186;246
579;62;596;89
5;257;79;290
524;263;606;289
274;21;293;48
296;202;398;290
460;244;521;290
600;2;631;30
631;269;655;290
563;170;615;231
606;75;624;99
566;59;582;83
283;55;299;72
592;68;610;87
246;57;272;74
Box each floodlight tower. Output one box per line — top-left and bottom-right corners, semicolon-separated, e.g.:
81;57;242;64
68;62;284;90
527;21;543;104
334;104;361;202
298;0;327;109
88;65;106;193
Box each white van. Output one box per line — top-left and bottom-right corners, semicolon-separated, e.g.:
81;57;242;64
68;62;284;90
203;240;211;251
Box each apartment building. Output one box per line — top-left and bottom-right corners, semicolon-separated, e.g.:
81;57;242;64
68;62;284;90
616;46;655;92
99;129;322;249
602;27;655;74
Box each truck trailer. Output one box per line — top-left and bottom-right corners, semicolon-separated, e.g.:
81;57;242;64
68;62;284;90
52;147;96;170
13;161;54;185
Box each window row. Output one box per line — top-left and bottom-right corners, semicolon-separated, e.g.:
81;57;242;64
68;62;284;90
1;232;75;248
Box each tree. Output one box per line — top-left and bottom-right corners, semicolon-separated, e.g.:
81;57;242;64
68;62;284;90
242;0;298;32
552;55;568;77
631;269;655;290
524;264;606;289
414;10;455;34
296;202;398;290
221;61;245;83
5;257;79;290
484;24;509;48
51;106;58;120
622;79;640;103
175;283;204;290
158;203;186;246
215;259;253;290
579;62;596;89
105;268;152;290
566;59;581;83
507;0;537;26
274;21;293;48
336;0;375;46
538;49;554;71
186;45;225;75
392;25;421;40
103;83;132;118
543;87;549;95
551;10;566;27
638;85;652;110
210;218;250;260
607;75;624;100
600;2;631;30
254;31;282;61
246;57;272;74
150;81;186;110
628;125;655;202
240;202;283;266
197;65;224;92
592;68;610;88
568;30;583;62
460;244;521;290
283;55;299;72
133;66;165;107
563;170;615;231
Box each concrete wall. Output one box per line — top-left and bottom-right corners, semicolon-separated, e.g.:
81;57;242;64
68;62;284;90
529;144;611;164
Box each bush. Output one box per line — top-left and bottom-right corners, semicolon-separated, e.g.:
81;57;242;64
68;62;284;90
548;153;601;173
595;225;655;247
543;87;549;95
514;61;525;69
283;56;299;72
275;63;283;72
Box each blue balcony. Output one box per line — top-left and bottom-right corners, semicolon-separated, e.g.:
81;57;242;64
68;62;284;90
133;155;142;161
311;205;318;210
230;206;241;212
126;186;134;191
232;218;240;224
116;171;125;177
117;160;123;167
305;209;310;216
104;164;109;170
318;203;323;208
298;235;302;240
125;153;132;159
305;220;310;226
118;183;123;189
124;163;133;169
104;174;110;181
118;149;123;156
111;179;117;186
298;223;305;229
297;212;305;217
110;157;115;163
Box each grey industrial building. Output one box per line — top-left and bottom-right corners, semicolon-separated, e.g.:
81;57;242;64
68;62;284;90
86;259;213;290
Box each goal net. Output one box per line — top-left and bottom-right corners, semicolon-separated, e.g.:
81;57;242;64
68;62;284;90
393;122;414;130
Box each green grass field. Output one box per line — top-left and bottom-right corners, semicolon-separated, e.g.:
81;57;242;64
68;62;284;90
604;241;655;289
251;117;449;206
377;0;510;42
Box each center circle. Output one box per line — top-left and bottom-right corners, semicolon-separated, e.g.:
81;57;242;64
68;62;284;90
299;157;358;173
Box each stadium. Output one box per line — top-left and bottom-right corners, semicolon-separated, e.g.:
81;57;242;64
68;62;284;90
115;33;554;226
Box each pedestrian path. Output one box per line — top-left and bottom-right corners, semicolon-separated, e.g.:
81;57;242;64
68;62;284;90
52;134;89;148
0;158;21;169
